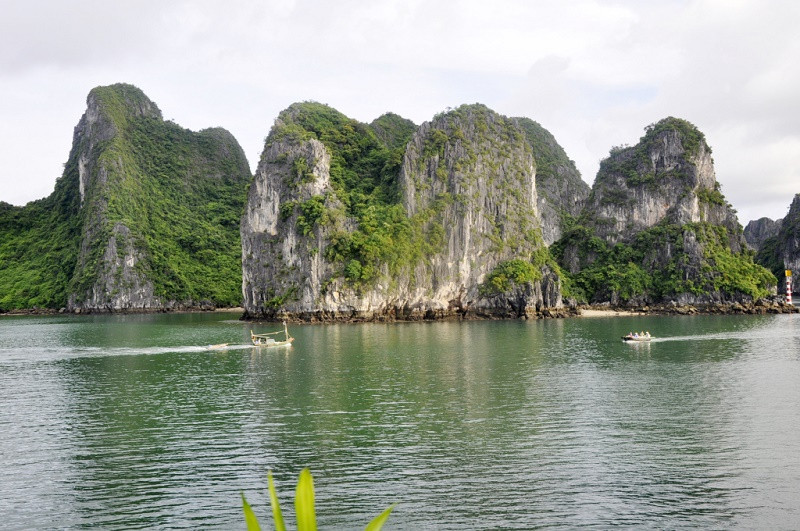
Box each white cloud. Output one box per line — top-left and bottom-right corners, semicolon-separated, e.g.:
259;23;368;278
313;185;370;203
1;0;799;225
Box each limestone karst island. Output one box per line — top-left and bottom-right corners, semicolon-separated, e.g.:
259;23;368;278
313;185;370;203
1;84;797;318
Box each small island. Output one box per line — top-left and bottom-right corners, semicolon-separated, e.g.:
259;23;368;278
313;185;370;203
1;84;797;318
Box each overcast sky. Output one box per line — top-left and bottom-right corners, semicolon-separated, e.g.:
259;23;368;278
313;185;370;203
2;0;798;224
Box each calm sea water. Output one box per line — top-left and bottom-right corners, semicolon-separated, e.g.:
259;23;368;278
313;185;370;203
1;312;799;529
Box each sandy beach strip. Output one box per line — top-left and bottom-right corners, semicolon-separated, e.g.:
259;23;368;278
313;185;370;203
579;308;638;317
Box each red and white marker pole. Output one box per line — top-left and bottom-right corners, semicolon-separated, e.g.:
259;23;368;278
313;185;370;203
787;270;793;305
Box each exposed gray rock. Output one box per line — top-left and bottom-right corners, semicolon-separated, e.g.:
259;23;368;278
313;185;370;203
515;118;590;245
471;265;562;318
752;194;800;288
241;134;351;316
774;194;800;277
400;107;543;303
554;117;773;305
586;123;741;249
242;104;562;321
744;217;782;251
66;83;250;312
782;195;800;277
68;223;158;311
68;87;161;311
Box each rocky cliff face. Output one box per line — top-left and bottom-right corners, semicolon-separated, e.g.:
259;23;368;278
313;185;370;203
754;194;800;284
781;195;800;277
554;117;775;305
67;85;162;311
0;83;251;312
584;118;741;247
67;84;251;311
74;86;161;206
744;217;782;251
399;107;543;300
241;132;345;316
242;103;562;321
515;118;590;245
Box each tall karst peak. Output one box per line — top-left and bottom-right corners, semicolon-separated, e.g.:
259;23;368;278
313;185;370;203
584;116;739;246
552;117;775;306
0;83;251;313
73;83;165;206
241;102;565;321
780;194;800;276
88;83;162;122
744;216;782;251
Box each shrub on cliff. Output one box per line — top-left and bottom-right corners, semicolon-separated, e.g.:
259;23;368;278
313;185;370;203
553;221;775;304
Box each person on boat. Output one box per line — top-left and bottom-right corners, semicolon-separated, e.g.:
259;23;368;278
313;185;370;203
633;332;639;338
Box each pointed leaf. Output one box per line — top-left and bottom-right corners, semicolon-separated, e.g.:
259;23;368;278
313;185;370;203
268;470;287;531
294;468;317;531
241;492;261;531
364;503;396;531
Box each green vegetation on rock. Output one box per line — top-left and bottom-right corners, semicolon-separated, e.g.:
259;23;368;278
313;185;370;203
268;102;425;284
755;236;787;280
0;179;81;309
479;253;557;296
697;184;726;206
754;193;800;280
270;102;411;207
512;117;590;245
598;117;707;188
553;221;776;303
260;102;561;296
369;112;417;150
549;115;775;306
515;117;578;185
101;114;250;305
0;83;251;311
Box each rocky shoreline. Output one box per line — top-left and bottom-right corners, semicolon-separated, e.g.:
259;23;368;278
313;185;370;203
242;297;798;322
241;305;579;323
580;298;799;317
4;299;797;320
0;305;241;316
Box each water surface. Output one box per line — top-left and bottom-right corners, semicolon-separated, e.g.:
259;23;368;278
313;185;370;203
1;312;799;529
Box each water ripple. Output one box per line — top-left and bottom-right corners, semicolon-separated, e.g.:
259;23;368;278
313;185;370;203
1;314;799;528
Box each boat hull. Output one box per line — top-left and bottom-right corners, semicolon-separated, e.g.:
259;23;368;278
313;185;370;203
250;323;294;347
251;337;294;347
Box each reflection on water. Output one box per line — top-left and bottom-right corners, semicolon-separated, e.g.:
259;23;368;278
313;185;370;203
1;313;799;528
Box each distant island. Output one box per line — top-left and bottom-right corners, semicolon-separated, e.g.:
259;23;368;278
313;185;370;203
1;84;797;318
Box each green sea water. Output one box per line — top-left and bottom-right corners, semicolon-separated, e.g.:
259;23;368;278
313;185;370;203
1;312;799;529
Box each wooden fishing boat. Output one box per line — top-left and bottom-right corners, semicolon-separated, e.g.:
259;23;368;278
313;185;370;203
622;333;651;342
251;321;294;347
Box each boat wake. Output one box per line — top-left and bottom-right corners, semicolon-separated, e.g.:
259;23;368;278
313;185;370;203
0;343;259;363
650;330;783;343
94;343;257;356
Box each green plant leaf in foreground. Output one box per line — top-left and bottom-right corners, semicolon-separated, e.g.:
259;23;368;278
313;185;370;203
365;503;396;531
268;470;287;531
242;492;262;531
294;468;317;531
246;469;395;530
